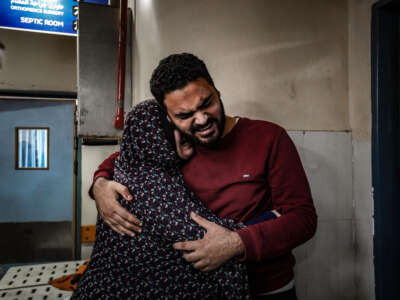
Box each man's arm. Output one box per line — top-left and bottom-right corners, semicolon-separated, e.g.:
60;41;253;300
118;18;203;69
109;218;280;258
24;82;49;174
236;129;317;261
88;151;118;199
173;212;245;272
90;152;142;236
173;209;281;271
90;130;194;236
175;128;316;267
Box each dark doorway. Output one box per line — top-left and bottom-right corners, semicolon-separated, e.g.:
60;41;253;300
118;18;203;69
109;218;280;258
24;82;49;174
371;1;400;299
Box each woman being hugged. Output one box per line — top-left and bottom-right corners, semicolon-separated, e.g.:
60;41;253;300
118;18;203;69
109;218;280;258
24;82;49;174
72;100;250;300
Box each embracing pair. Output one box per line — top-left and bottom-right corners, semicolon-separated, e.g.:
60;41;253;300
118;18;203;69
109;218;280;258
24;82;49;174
72;53;317;300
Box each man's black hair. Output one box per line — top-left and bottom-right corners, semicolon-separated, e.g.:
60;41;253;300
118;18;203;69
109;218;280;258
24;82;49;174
150;53;216;106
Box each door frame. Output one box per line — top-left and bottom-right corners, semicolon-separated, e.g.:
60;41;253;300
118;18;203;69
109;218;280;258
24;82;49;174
371;1;400;299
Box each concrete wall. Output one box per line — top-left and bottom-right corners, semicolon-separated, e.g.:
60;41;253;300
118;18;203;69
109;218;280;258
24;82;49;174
79;131;355;300
0;28;77;92
290;131;354;299
130;1;356;299
133;0;349;131
78;1;375;299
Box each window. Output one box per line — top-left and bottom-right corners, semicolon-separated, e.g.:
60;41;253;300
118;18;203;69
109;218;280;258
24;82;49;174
15;127;49;170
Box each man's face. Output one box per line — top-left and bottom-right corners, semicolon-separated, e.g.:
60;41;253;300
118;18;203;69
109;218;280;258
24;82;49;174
164;77;225;147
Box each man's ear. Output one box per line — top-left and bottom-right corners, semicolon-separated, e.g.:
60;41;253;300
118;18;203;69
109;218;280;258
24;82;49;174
167;115;171;122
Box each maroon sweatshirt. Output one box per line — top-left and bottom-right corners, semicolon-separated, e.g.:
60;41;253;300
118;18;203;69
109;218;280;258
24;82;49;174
92;117;317;295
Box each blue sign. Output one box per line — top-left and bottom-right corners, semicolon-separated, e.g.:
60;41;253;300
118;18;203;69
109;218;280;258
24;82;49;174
0;0;78;36
83;0;109;4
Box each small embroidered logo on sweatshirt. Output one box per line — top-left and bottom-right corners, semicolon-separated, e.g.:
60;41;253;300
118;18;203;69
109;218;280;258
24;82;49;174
242;174;250;178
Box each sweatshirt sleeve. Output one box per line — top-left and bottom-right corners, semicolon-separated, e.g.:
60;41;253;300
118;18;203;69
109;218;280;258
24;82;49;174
236;129;317;261
88;151;120;199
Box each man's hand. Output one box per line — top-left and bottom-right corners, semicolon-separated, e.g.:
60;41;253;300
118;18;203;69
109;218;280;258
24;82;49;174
173;212;244;272
93;177;142;236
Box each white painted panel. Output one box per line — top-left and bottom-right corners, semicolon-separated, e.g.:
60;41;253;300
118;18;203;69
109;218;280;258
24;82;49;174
301;132;353;221
353;140;373;220
352;140;374;300
288;131;354;299
80;145;120;227
288;131;353;220
80;145;119;259
294;220;354;300
354;219;374;300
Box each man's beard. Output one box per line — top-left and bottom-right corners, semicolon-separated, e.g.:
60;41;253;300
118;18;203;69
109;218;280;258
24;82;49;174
175;100;226;148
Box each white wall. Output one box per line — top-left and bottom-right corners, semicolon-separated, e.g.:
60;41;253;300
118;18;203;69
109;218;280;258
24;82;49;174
291;131;354;299
131;1;356;299
79;132;355;300
133;0;349;131
80;144;120;259
79;1;376;299
0;29;77;92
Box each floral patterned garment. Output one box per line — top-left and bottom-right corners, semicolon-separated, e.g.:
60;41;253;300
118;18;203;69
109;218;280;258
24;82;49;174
72;100;250;300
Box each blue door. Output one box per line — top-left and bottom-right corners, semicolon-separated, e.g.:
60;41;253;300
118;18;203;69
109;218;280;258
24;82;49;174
0;99;75;263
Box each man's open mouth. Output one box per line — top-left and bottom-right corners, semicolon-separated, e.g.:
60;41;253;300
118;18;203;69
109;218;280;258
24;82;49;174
195;122;215;137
